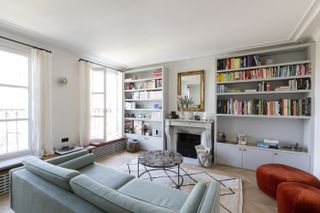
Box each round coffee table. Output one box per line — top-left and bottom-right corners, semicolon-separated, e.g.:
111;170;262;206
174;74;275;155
137;150;184;189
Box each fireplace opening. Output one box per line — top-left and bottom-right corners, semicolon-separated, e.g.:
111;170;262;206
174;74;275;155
177;133;201;159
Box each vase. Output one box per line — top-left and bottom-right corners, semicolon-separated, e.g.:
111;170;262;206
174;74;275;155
180;110;185;120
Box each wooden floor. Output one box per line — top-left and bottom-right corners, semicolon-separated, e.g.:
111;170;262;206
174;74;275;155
0;151;277;213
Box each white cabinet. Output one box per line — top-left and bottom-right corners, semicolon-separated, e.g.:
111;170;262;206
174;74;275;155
215;142;310;172
216;143;242;168
273;151;310;172
242;147;273;170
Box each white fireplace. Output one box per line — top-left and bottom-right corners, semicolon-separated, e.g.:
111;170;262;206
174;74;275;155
165;119;214;163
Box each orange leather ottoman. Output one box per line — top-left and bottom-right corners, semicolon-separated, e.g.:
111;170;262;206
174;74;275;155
256;164;320;199
277;182;320;213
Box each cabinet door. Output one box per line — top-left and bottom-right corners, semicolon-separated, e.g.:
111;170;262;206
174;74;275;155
272;151;310;172
242;147;273;171
216;143;242;168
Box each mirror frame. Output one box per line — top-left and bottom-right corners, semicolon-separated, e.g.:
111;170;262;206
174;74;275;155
177;70;205;112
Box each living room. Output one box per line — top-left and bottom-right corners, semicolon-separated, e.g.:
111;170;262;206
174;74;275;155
1;1;320;213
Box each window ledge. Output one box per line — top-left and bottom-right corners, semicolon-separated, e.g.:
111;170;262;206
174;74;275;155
0;154;34;173
90;138;126;147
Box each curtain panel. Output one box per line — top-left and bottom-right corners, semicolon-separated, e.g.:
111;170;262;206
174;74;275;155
30;49;54;156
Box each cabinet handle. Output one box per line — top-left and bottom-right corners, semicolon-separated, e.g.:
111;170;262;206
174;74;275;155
238;148;242;151
274;153;278;156
144;137;149;140
243;148;246;151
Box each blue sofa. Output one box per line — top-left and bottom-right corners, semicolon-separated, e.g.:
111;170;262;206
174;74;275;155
10;150;220;213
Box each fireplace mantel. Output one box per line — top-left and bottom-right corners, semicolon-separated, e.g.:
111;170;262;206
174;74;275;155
165;119;214;152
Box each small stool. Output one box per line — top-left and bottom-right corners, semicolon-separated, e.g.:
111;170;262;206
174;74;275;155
256;164;320;199
277;182;320;213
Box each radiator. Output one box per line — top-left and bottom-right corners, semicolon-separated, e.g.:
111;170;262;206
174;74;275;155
0;172;10;195
92;140;126;159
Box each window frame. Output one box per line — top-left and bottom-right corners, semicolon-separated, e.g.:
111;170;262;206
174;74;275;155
0;43;32;160
90;67;123;142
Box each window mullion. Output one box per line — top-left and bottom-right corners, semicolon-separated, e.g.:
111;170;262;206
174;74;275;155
104;70;107;141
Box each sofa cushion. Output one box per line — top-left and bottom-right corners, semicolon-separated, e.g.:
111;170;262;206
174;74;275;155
46;149;89;165
23;156;80;191
79;163;134;189
59;153;96;170
70;174;177;213
118;179;188;211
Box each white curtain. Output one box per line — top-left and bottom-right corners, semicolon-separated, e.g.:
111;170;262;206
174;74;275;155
79;61;92;146
31;49;54;156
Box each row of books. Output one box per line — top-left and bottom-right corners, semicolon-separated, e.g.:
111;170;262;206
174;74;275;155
216;63;311;82
217;55;261;70
217;98;311;116
127;91;162;100
217;79;311;94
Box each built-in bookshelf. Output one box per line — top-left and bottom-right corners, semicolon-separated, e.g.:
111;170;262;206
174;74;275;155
214;43;315;172
123;66;168;151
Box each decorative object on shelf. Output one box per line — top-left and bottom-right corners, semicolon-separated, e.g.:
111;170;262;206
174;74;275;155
152;103;161;109
177;70;205;111
217;131;226;142
153;128;161;137
188;112;194;120
194;112;201;120
237;133;248;145
201;112;212;121
177;95;194;119
57;77;68;85
256;139;279;149
169;111;179;119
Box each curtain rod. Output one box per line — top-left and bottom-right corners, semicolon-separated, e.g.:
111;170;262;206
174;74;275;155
0;35;52;53
78;58;124;72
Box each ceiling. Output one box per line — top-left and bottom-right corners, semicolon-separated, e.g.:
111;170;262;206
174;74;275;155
0;0;317;68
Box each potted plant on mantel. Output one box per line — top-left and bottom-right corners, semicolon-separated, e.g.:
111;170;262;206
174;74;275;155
177;95;194;120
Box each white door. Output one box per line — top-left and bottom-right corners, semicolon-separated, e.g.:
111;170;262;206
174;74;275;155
242;147;273;170
272;151;310;172
216;143;242;168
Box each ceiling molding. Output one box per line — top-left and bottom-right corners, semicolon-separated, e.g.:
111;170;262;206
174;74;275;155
290;0;320;41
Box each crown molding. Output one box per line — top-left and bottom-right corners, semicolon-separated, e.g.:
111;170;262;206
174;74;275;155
290;0;320;41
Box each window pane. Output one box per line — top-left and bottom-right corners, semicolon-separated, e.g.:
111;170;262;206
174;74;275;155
91;117;104;139
0;120;28;154
0;87;28;120
91;71;104;93
91;94;104;116
106;71;123;141
0;50;28;86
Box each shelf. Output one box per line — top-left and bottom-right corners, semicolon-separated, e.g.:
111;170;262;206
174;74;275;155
124;118;162;122
124;88;162;92
125;99;162;102
124;109;162;111
217;90;311;96
216;60;311;73
124;77;162;83
217;75;312;84
216;114;311;119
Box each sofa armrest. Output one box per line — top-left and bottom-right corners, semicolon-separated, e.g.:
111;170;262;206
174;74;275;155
46;149;89;165
180;182;207;213
198;181;220;213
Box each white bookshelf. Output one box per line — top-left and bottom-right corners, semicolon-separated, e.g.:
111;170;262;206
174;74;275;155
214;43;315;172
123;66;168;151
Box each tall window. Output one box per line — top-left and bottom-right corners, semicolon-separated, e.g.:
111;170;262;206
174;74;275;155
90;67;123;142
0;47;30;158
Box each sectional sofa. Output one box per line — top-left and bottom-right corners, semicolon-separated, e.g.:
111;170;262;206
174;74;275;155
10;150;220;213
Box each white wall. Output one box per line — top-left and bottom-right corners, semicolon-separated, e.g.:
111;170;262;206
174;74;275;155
51;49;80;147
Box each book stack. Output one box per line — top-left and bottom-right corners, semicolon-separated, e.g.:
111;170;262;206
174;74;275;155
256;139;279;149
152;70;162;77
217;97;311;116
217;55;260;70
216;63;311;83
